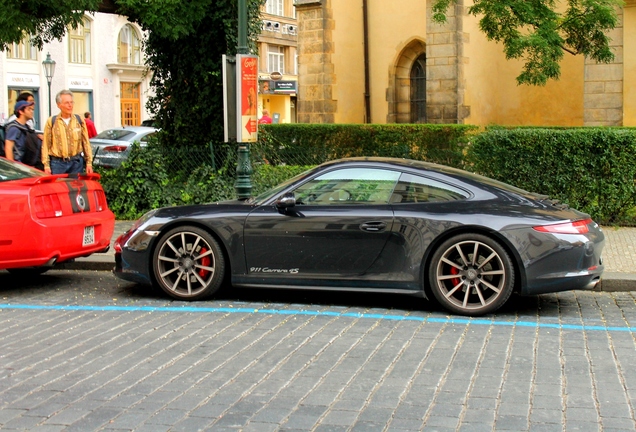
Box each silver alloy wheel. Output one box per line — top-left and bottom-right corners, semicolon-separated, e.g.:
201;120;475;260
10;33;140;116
154;228;220;299
432;237;512;314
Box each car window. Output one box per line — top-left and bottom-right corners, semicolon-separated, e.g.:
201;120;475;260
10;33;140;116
140;133;156;143
0;158;45;182
94;130;135;141
294;168;400;205
391;173;468;203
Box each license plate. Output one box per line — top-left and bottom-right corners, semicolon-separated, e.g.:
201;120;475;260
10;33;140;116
83;226;95;246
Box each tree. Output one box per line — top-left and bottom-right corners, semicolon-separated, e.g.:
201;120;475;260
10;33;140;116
432;0;623;85
0;0;264;151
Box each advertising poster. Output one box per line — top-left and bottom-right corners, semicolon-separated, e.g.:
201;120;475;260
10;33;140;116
237;54;258;142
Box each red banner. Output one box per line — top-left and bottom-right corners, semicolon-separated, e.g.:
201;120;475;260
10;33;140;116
237;55;258;142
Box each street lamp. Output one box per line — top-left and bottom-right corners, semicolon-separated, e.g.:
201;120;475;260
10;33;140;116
42;52;56;117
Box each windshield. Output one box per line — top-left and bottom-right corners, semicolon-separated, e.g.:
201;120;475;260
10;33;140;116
0;158;46;182
94;130;135;141
249;168;316;204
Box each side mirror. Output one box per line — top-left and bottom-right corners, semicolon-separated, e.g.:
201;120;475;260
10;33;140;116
276;192;296;209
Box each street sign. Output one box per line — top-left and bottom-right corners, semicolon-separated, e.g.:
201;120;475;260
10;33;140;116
236;54;258;143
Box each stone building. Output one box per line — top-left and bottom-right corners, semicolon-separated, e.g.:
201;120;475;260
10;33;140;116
295;0;636;127
258;0;299;123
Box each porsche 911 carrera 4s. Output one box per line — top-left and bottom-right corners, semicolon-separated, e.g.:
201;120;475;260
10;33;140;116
113;157;604;316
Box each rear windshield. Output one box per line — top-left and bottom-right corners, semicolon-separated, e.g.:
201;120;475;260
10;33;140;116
94;130;135;141
0;158;45;182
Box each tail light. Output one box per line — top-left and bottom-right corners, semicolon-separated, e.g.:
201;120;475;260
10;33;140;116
94;190;107;212
533;218;592;234
103;145;128;153
34;194;63;218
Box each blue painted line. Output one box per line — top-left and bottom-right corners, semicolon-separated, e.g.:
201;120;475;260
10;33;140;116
1;303;634;333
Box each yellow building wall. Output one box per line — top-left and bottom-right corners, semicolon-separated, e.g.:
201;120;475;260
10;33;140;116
462;13;585;126
624;5;636;126
331;1;364;123
330;0;426;124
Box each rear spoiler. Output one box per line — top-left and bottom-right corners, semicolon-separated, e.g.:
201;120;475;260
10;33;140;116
27;172;102;185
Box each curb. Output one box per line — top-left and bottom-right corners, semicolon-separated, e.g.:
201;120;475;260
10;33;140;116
595;272;636;292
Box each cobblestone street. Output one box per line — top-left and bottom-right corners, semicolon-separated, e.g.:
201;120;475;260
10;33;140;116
1;271;635;431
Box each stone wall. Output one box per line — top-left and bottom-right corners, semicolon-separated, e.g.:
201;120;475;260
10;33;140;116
584;8;624;126
295;0;337;123
425;0;468;124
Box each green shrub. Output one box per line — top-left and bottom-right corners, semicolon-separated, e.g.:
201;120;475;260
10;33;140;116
467;127;636;224
257;123;478;168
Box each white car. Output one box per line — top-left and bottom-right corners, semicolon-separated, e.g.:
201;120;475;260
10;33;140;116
90;126;159;168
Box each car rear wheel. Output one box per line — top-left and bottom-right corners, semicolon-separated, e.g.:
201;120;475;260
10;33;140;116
428;234;514;316
152;226;225;300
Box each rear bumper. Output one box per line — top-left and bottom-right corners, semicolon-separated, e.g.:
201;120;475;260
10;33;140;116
0;212;115;270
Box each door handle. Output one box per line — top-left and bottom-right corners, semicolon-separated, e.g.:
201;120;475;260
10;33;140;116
360;222;387;232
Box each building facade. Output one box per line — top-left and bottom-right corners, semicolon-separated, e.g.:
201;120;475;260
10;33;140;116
295;0;636;127
1;13;152;133
258;0;299;123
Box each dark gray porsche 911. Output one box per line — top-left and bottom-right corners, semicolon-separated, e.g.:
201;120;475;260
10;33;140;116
113;157;604;316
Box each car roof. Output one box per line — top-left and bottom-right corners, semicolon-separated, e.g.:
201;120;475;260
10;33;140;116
101;126;159;133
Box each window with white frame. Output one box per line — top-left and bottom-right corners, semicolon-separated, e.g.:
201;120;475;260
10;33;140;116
268;45;285;74
266;0;284;16
68;17;91;64
6;34;37;60
118;24;141;64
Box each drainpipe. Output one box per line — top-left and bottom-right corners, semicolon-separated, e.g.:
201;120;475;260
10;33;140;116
363;0;371;123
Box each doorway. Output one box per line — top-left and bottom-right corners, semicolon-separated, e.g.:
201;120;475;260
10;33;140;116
120;82;141;126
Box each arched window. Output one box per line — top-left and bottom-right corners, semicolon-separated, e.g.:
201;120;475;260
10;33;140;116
410;54;426;123
69;17;91;64
118;25;141;64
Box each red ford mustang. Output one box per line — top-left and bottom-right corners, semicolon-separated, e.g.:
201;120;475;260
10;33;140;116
0;157;115;273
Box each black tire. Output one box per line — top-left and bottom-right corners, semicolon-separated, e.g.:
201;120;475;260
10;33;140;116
7;267;50;276
152;226;225;300
428;233;514;316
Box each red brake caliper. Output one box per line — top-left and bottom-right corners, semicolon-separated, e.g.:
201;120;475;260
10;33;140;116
450;266;460;287
197;247;211;278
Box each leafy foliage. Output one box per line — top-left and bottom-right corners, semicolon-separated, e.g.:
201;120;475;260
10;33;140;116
467;127;636;224
432;0;621;85
257;124;478;168
0;0;100;50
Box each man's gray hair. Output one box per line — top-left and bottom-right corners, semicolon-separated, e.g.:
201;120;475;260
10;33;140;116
55;89;74;104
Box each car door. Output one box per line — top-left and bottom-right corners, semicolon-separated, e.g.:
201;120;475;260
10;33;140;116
243;167;400;279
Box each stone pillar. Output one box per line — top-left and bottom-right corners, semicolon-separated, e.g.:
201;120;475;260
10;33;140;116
426;0;469;124
295;0;337;123
584;8;624;126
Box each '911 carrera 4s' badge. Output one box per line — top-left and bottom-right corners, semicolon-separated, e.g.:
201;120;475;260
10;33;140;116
251;267;299;274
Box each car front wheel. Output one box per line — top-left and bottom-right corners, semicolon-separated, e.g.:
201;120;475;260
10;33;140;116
152;226;225;300
428;234;514;316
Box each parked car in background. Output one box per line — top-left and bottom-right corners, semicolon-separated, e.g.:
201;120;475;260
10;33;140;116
0;157;115;274
113;157;605;316
91;126;159;168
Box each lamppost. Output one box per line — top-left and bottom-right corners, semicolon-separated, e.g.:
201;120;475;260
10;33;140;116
234;0;253;199
42;52;56;117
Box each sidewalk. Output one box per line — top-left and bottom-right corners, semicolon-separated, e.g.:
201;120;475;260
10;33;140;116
64;221;636;292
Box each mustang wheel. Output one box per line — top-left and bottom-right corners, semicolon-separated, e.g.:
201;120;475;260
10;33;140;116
429;234;514;316
152;226;225;300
